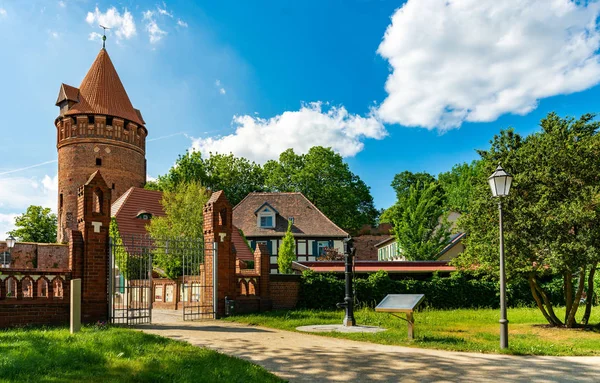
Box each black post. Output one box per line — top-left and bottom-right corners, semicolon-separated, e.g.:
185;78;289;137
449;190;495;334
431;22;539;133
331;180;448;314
499;201;508;349
342;238;356;327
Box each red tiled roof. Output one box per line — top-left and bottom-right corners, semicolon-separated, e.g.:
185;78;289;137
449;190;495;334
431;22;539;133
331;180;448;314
63;49;145;126
294;260;455;274
233;192;348;238
56;83;80;104
111;187;165;237
232;225;253;261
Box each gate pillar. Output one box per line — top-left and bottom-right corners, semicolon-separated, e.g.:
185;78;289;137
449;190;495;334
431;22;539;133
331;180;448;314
203;190;236;318
76;170;111;323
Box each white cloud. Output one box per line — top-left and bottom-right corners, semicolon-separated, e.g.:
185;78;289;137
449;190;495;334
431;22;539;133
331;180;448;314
49;30;59;39
215;79;226;94
0;213;17;238
88;32;103;42
157;4;173;18
177;19;188;28
377;0;600;131
191;102;387;164
58;1;66;8
86;6;136;41
0;8;6;17
143;10;167;44
0;174;58;236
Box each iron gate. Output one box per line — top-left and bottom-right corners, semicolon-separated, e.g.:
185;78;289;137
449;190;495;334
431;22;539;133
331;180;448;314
182;240;216;321
109;235;153;325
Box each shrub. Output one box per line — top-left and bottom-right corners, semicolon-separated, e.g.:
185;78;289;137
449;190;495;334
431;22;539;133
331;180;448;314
297;270;568;310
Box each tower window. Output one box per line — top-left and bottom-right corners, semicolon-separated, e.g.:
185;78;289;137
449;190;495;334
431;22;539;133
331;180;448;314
112;183;115;190
59;194;63;210
93;188;103;214
106;117;113;126
96;158;102;166
88;115;94;124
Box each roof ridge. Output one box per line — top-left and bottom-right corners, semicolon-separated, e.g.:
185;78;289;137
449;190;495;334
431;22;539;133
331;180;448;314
111;187;135;217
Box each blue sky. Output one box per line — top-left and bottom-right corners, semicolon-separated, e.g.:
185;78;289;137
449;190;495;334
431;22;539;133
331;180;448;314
1;0;600;237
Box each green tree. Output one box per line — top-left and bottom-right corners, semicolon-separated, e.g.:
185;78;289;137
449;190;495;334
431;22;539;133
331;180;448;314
393;181;451;260
147;182;211;279
264;147;378;231
456;113;600;327
9;206;57;243
149;151;264;206
278;220;296;274
438;160;482;213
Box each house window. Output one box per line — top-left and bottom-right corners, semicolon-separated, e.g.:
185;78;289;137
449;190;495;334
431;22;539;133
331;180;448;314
288;217;294;224
155;285;163;301
260;216;273;227
317;241;329;256
96;158;102;166
1;252;11;267
137;213;152;220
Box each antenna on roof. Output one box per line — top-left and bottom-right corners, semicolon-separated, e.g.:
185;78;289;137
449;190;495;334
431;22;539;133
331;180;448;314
99;25;110;49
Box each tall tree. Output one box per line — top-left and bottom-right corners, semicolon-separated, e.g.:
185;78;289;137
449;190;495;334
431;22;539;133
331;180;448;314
264;147;378;231
277;220;296;274
456;113;600;327
9;206;57;243
438;161;482;213
147;182;211;279
393;181;451;260
148;151;263;206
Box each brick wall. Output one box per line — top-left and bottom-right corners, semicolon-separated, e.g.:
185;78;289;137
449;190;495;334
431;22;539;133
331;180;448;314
270;274;300;309
0;242;69;269
0;302;70;327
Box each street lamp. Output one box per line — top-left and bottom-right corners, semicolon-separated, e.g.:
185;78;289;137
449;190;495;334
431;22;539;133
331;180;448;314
4;235;16;268
488;165;512;349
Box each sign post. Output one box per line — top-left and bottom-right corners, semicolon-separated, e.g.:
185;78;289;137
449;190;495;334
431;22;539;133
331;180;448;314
70;279;82;334
375;294;425;340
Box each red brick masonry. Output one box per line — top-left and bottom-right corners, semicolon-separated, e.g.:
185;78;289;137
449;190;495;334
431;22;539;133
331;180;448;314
270;274;300;310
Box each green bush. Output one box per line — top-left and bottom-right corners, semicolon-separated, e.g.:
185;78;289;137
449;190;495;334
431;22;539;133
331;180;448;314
297;270;569;310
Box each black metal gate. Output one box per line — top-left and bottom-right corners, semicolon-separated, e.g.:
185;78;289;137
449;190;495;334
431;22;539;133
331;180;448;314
182;240;216;321
109;235;153;325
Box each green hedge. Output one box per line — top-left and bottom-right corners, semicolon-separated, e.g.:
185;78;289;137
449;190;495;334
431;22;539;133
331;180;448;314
297;270;571;310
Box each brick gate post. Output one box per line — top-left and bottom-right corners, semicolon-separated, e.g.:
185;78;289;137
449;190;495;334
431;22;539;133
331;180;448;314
76;171;111;323
203;190;236;318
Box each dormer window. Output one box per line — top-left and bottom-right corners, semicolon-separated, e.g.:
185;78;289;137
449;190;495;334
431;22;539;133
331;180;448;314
255;202;277;229
136;211;153;220
260;216;273;227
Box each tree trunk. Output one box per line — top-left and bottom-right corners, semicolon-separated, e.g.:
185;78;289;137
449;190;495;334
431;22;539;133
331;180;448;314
564;271;573;324
566;267;585;327
528;274;555;325
581;263;597;326
530;274;563;326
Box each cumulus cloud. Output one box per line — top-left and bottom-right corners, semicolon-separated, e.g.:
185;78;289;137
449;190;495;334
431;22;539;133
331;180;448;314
0;174;58;236
0;8;6;17
143;10;167;44
86;6;136;41
58;1;66;8
377;0;600;131
177;19;188;28
191;102;387;164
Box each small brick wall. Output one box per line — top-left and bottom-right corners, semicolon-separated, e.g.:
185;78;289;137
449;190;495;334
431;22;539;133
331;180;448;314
270;274;300;310
0;242;69;269
0;301;70;327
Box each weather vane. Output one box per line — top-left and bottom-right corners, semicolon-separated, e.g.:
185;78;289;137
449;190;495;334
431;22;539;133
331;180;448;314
99;25;110;49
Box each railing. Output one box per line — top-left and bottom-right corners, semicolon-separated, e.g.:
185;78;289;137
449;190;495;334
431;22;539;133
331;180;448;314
0;269;71;301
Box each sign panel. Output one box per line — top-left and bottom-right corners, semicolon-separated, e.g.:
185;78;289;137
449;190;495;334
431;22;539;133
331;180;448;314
375;294;425;313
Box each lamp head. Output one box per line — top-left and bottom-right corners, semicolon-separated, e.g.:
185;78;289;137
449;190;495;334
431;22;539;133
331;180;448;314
488;165;513;197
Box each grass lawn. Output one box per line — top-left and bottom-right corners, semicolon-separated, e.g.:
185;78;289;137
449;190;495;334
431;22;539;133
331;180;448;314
224;307;600;356
0;325;282;383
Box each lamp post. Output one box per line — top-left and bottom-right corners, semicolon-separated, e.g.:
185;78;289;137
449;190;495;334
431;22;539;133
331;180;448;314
488;165;513;349
337;238;356;327
5;235;16;268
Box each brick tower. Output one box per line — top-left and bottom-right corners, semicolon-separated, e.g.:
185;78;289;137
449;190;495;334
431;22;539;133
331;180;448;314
55;47;147;242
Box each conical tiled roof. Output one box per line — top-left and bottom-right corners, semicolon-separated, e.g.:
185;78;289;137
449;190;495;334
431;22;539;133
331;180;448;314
64;49;145;126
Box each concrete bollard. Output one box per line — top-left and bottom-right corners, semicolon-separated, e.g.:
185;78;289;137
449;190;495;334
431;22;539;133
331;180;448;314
70;279;81;334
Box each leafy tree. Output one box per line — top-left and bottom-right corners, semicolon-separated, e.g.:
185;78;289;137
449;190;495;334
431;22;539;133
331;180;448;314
149;151;263;206
108;218;149;280
391;171;436;202
147;182;211;279
456;113;600;327
438;161;482;213
9;205;57;243
278;220;296;274
265;147;378;231
393;181;451;260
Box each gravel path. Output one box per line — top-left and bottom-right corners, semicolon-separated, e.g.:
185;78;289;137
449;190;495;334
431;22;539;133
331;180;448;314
141;310;600;382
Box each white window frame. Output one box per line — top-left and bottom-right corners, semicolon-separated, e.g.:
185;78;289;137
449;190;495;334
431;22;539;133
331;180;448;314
257;207;276;228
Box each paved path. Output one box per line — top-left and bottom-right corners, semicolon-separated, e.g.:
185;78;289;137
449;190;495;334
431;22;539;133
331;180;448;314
142;310;600;382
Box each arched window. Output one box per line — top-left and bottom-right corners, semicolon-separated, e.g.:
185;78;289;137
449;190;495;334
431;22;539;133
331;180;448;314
5;277;17;298
53;278;64;298
93;188;103;214
38;278;49;298
22;277;33;298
